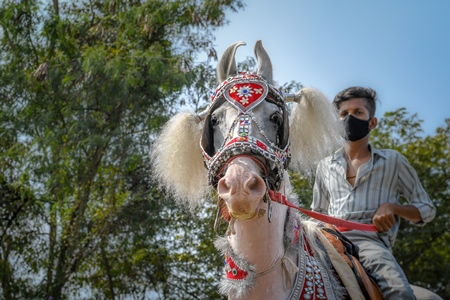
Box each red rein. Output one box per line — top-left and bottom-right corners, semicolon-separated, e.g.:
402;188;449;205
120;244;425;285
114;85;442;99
217;155;377;232
267;190;377;232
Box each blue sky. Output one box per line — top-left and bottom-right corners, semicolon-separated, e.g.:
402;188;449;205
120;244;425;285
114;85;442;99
210;1;450;135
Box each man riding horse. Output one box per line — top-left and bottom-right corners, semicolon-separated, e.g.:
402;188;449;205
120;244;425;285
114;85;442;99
151;40;441;300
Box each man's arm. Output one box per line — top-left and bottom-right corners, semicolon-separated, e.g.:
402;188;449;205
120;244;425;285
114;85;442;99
397;154;436;225
372;203;422;232
311;160;330;214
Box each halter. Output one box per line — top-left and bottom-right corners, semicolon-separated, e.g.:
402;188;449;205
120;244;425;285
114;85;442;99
200;72;290;191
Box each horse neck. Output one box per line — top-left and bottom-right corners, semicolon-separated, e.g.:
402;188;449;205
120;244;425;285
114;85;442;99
228;201;288;273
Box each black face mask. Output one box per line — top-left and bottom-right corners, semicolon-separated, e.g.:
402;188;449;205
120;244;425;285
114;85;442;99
343;114;372;141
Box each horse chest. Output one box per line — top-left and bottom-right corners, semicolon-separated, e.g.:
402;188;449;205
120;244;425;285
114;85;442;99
216;215;343;300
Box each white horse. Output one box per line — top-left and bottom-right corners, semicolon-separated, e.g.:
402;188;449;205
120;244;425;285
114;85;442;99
151;41;441;300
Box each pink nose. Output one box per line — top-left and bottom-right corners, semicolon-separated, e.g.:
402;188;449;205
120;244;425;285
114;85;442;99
217;159;267;218
217;173;266;198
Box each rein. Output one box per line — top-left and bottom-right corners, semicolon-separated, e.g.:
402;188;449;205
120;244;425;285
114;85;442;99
215;155;377;232
217;189;377;233
268;190;378;232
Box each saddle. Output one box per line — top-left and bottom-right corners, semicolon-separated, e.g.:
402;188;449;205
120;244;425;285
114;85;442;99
319;224;383;300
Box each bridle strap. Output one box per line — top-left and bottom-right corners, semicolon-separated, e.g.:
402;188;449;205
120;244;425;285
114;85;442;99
268;190;378;232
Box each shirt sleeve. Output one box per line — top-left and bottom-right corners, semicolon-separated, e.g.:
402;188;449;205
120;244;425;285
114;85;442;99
311;159;330;214
397;154;436;226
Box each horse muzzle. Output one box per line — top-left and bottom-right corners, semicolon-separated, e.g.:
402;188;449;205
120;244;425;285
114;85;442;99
217;156;267;220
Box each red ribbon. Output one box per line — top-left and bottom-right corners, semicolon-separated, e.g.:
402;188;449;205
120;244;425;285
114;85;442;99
268;190;378;232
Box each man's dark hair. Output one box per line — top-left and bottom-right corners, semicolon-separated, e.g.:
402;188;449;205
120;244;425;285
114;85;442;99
333;86;378;117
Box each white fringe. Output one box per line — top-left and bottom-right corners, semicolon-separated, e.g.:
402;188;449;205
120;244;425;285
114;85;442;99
289;87;345;177
150;112;209;208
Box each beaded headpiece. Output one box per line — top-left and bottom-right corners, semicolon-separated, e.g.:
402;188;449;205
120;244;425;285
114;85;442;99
200;72;290;190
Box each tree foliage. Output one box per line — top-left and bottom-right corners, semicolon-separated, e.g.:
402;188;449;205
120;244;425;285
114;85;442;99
0;0;243;299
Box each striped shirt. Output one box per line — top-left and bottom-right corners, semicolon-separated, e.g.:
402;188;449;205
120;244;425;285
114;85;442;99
312;145;436;246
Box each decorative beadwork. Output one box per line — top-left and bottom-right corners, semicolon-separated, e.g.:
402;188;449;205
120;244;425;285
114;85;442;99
224;255;248;280
201;72;290;190
303;253;327;299
287;213;343;300
214;237;257;299
238;114;251;137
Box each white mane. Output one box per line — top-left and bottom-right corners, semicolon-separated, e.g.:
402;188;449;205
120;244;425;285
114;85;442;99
288;87;345;176
150;112;209;208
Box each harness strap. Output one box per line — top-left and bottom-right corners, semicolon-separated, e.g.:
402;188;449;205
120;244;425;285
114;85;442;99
255;253;298;290
268;190;377;232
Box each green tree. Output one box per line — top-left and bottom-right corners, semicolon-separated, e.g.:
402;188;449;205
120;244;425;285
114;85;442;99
0;0;243;299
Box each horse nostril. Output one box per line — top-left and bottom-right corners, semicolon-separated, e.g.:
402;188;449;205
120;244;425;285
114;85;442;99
246;177;258;190
244;175;266;196
217;178;232;195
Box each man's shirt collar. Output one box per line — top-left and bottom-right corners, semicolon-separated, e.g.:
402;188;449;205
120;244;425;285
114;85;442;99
331;144;387;163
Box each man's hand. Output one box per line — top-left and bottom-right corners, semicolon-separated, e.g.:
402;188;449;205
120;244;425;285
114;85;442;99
372;203;395;232
372;203;423;232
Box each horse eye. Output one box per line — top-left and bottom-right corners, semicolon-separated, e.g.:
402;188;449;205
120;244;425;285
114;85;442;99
211;114;219;126
270;112;282;125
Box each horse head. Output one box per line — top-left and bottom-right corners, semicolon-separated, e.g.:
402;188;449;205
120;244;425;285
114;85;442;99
151;40;347;299
199;41;346;226
199;41;291;221
151;40;344;214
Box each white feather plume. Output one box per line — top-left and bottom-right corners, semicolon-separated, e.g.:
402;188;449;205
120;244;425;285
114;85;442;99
151;112;209;208
289;87;345;177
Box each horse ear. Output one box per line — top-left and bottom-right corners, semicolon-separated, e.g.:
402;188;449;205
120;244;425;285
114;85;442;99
279;105;290;149
289;87;345;176
200;98;225;157
254;40;273;84
217;41;246;83
201;111;215;157
151;112;208;208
